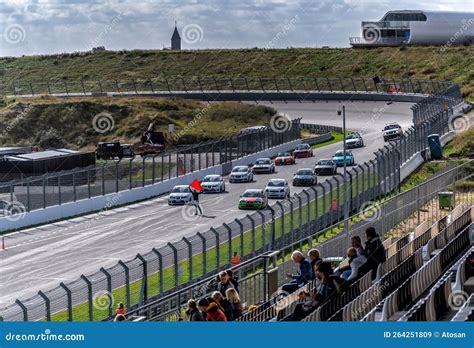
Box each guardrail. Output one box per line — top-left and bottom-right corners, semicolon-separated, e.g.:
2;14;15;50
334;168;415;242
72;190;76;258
0;79;468;322
3;77;454;97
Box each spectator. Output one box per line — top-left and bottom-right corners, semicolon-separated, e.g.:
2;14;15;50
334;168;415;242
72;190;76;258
226;269;240;293
185;299;204;321
340;247;367;281
198;297;227;321
116;302;126;316
212;291;233;321
231;252;241;267
114;313;126;322
351;236;365;256
282;251;312;294
364;227;387;279
226;288;243;320
218;270;235;296
307;248;322;280
290;261;339;321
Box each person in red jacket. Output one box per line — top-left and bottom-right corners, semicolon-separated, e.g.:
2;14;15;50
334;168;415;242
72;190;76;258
198;298;227;321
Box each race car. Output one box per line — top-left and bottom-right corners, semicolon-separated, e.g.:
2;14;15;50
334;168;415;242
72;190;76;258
292;168;317;187
229;166;253;183
314;159;337;176
238;189;268;210
168;185;193;205
383;123;403;142
265;178;290;199
252;158;275;174
274;152;295;166
201;174;226;193
332;150;355;167
345;133;364;148
293;143;313;158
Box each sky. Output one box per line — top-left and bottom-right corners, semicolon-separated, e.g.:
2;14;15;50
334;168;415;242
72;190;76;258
0;0;473;57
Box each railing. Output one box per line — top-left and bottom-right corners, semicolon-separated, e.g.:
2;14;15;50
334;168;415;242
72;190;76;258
0;80;468;322
0;120;301;214
361;21;411;29
2;77;454;97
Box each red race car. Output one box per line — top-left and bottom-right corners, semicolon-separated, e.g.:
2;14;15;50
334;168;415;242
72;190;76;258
293;143;313;158
274;152;295;165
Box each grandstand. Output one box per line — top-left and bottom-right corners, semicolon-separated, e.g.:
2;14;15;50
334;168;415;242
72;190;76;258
125;162;473;323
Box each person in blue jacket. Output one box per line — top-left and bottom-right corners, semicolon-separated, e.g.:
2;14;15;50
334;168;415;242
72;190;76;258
281;250;312;294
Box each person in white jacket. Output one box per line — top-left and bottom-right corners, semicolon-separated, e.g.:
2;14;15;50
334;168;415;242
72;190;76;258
343;247;367;281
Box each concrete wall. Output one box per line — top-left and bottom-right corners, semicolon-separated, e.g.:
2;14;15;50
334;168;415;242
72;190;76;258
0;139;302;231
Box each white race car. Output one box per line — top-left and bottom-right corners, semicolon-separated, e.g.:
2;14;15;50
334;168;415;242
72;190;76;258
168;185;193;205
201;175;226;193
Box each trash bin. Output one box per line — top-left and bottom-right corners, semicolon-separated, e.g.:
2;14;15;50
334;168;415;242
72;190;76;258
438;191;455;209
428;134;443;159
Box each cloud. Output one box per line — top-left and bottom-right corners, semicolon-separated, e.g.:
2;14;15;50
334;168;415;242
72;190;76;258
0;0;472;56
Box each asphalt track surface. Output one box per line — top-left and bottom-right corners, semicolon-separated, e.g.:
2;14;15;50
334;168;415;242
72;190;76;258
0;100;414;308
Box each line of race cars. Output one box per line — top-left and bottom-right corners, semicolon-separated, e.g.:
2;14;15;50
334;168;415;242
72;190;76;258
168;133;364;210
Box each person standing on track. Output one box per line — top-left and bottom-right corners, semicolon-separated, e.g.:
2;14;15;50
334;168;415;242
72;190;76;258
190;179;204;216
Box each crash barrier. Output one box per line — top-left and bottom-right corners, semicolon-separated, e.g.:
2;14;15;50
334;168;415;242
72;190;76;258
0;119;301;229
341;207;473;321
300;124;343;135
5;77;454;99
451;294;474;321
301;132;333;146
380;222;472;321
0;80;469;321
399;246;474;321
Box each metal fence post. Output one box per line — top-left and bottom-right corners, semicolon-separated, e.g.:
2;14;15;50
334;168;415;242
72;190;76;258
15;299;28;321
136;254;148;303
167;243;179;288
275;201;285;245
182;237;193;281
247;214;256;255
80;274;93;321
267;205;276;250
296;194;303;229
100;268;113;318
210;228;220;270
223;223;233;264
309;186;318;223
235;218;245;259
196;232;207;275
38;291;51;321
301;190;311;230
118;260;131;309
59;282;73;321
256;210;266;251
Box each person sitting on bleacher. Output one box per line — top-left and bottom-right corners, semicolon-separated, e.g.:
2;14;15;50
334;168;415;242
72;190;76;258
282;251;312;294
218;271;235;297
351;236;366;257
290;261;341;321
308;249;322;280
226;288;243;320
364;227;387;279
185;299;204;321
198;298;227;321
339;247;367;281
212;291;234;321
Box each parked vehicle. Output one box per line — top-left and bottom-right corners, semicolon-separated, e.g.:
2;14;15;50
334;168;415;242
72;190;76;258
314;159;337;176
332;150;355;166
274;152;295;166
292;168;318;186
238;189;268;210
345;133;364;148
252;158;275;174
293;143;313;158
383;123;403;142
265;178;290;199
168;185;193;205
96;142;122;160
120;144;135;158
201;175;226;193
229;166;253;183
